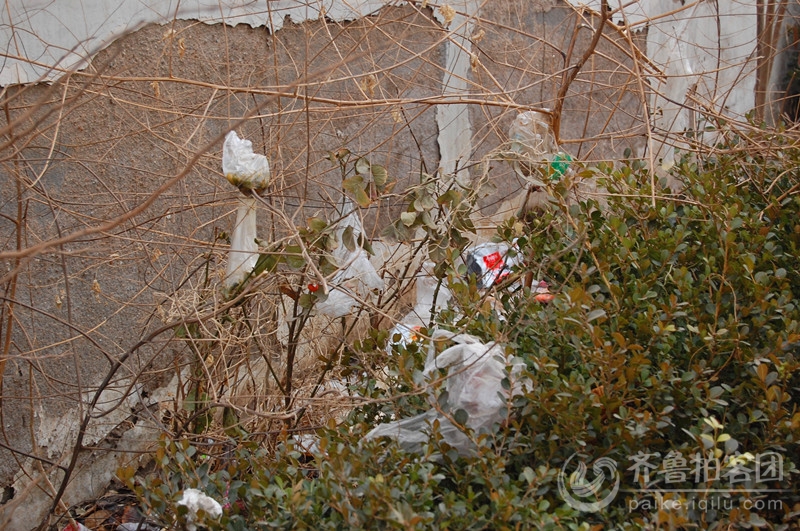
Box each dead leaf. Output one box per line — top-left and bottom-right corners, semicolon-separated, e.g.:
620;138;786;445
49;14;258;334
439;5;456;26
359;74;378;98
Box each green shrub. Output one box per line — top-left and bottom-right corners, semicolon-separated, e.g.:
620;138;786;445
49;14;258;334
125;134;799;530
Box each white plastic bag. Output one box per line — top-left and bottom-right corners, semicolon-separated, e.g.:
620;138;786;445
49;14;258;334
222;131;270;195
224;196;258;290
365;333;529;456
177;488;223;531
387;261;451;353
314;197;384;318
221;131;270;291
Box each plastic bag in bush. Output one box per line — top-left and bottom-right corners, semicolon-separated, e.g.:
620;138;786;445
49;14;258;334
314;197;384;318
365;332;529;456
177;488;222;531
387;261;452;353
222;130;270;195
463;241;522;289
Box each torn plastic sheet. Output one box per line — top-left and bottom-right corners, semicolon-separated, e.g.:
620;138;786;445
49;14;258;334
365;332;529;456
224;196;259;290
314;197;384;318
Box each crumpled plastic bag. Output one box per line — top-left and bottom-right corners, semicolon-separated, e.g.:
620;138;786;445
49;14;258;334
463;241;522;290
508;110;572;188
177;488;223;531
314;197;384;318
387;261;452;353
222;130;270;195
224;196;259;290
365;332;529;456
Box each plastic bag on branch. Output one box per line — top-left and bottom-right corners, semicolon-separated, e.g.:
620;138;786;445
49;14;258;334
365;333;529;456
387;261;452;353
315;197;384;318
224;196;259;290
220;130;271;290
508;110;573;189
222;130;270;195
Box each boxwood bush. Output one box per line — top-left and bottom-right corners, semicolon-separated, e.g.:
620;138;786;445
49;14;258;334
125;132;799;530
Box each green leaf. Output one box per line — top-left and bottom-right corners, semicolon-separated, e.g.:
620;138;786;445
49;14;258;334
308;217;328;232
353;187;371;208
453;408;469;426
284;244;306;269
724;437;739;454
420;211;436;229
413;193;437;212
184;388;198;411
299;293;317;310
343;175;364;194
358;233;374;255
342;225;356;252
437;189;461;206
382;221;410;242
344;175;371;207
400;212;417;227
586;309;607;322
175;322;200;339
704;416;724;430
371;164;388;191
521;467;535;485
253;251;281;276
355;157;371;176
